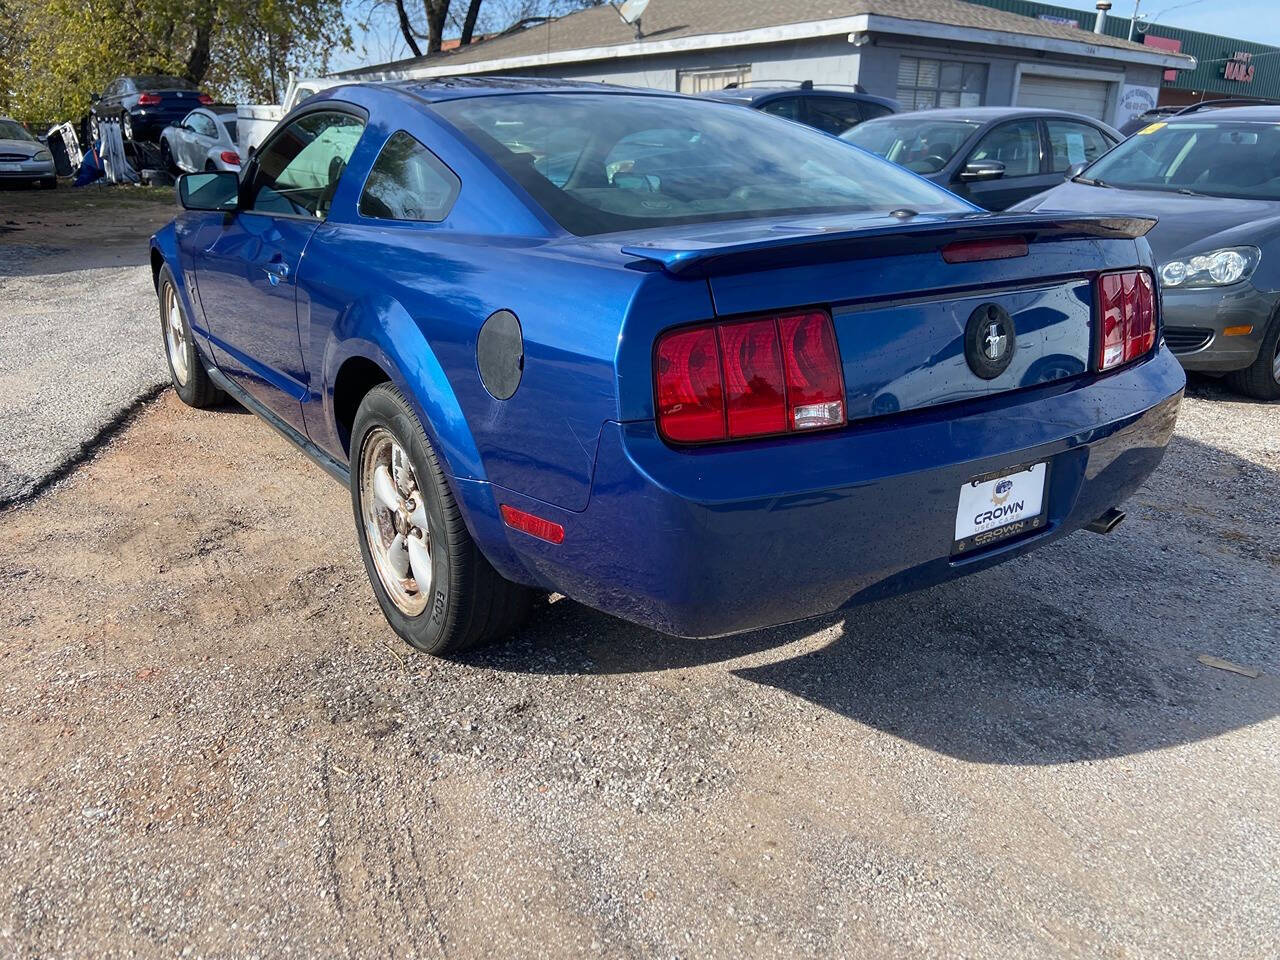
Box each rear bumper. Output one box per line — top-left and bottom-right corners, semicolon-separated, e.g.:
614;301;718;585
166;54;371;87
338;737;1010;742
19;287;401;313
1162;284;1277;374
470;348;1185;638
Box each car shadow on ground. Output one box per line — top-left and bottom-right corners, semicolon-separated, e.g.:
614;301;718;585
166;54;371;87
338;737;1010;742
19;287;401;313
466;430;1278;766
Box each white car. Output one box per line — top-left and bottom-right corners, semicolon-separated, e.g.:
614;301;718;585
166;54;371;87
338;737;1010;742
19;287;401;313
0;117;56;188
159;107;241;173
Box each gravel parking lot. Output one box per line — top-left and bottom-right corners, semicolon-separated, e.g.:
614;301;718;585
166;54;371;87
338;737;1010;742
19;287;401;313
0;186;175;506
0;189;1277;958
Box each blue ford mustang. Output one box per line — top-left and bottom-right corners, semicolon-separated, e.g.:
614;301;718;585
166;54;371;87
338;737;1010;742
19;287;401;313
150;78;1185;655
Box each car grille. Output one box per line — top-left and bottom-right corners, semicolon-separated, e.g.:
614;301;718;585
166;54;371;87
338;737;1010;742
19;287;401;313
0;153;31;162
1164;326;1214;354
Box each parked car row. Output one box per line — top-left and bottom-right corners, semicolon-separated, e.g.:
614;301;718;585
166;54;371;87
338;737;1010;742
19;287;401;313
691;82;1277;400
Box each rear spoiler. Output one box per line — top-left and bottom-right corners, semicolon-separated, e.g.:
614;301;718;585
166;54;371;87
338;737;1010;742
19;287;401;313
620;213;1157;278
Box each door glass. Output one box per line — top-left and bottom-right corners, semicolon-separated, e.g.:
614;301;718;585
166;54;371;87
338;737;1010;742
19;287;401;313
190;113;217;138
1045;120;1112;172
759;97;802;122
359;131;460;222
806;97;864;136
248;111;366;218
968;121;1040;177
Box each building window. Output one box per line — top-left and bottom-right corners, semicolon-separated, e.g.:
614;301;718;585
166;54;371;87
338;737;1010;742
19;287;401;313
896;57;987;110
677;65;751;94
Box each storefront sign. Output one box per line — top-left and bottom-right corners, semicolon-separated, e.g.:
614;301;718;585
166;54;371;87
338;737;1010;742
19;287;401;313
1222;51;1256;83
1117;84;1158;128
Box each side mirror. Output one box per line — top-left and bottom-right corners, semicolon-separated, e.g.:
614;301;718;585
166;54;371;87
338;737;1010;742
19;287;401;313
178;171;240;211
1064;162;1087;180
957;160;1006;183
89;92;101;103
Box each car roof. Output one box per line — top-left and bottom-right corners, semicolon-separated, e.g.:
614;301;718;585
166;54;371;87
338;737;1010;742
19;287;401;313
1165;105;1280;123
700;86;886;104
880;106;1107;122
390;76;663;103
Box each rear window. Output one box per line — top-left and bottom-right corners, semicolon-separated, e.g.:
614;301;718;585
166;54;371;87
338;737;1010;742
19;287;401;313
1085;120;1280;200
133;75;196;91
434;93;969;235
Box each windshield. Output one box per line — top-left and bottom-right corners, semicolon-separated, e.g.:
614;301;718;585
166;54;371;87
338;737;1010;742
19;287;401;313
1084;120;1280;200
842;117;980;174
0;120;35;141
434;94;970;235
134;75;196;91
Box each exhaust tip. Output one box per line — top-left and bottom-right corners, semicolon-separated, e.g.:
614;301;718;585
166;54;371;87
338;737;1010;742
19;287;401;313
1086;507;1126;535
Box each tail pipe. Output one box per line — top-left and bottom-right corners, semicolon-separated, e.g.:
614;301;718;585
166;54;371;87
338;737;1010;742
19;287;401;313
1086;507;1126;535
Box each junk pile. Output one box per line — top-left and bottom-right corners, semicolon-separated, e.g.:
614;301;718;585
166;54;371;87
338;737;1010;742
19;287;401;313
45;117;170;187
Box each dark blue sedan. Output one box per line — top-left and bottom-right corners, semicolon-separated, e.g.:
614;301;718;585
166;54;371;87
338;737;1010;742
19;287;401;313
151;79;1184;655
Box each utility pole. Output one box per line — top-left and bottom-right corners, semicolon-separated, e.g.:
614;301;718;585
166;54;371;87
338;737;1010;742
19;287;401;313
1128;0;1141;41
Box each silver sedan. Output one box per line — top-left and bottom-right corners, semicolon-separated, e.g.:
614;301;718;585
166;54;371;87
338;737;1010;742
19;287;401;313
0;118;56;188
160;108;241;174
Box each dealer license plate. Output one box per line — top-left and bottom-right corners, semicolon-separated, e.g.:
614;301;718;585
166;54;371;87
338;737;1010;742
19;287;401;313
0;163;21;172
953;462;1047;552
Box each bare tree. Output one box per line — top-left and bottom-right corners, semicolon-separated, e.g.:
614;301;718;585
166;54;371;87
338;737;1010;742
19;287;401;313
392;0;423;56
459;0;483;45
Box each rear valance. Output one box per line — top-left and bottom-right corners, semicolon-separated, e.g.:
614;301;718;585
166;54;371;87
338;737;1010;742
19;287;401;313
621;214;1157;278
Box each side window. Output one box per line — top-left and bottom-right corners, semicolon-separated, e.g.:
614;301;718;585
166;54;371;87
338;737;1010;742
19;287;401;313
758;97;802;122
1045;120;1112;172
248;111;366;219
807;97;864;136
359;131;460;222
189;113;217;138
968;120;1041;177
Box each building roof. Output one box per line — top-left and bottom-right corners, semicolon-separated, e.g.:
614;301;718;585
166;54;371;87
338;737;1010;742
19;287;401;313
337;0;1194;80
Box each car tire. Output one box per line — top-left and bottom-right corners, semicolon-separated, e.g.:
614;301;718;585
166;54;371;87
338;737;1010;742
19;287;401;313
157;265;222;408
350;384;533;656
204;160;217;172
120;111;133;142
1226;313;1280;401
160;140;178;174
86;114;99;145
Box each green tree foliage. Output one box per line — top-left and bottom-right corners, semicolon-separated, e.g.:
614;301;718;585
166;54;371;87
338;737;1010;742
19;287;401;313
1;0;352;125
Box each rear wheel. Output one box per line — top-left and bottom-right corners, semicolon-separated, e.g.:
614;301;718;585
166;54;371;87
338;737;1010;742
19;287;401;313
158;265;221;408
120;111;133;142
350;384;532;656
1226;314;1280;401
204;159;217;172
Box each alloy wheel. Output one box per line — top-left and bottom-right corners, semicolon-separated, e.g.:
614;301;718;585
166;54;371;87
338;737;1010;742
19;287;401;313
163;283;189;386
359;427;433;616
1272;337;1280;385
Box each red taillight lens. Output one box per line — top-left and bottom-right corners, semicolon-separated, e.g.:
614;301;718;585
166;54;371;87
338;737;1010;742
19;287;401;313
656;326;725;443
500;504;564;544
1098;270;1156;372
719;319;786;438
778;311;845;430
655;310;845;444
219;150;240;165
197;93;213;105
137;92;161;106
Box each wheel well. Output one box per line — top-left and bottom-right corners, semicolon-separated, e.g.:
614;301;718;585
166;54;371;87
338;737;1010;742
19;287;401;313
333;357;391;455
150;247;165;291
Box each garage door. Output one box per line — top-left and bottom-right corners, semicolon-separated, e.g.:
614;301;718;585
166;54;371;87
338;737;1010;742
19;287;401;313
1016;74;1110;119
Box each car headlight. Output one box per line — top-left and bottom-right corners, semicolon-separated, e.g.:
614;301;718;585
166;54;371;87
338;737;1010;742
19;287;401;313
1159;246;1260;288
33;149;51;162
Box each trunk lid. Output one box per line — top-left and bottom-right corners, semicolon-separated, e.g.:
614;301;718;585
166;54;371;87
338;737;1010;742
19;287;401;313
621;211;1154;422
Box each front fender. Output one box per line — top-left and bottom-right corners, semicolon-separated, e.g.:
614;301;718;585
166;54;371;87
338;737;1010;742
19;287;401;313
320;293;485;484
150;220;214;359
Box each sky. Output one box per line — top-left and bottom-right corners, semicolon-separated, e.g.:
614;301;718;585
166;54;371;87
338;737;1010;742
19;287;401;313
332;0;1280;74
1050;0;1280;45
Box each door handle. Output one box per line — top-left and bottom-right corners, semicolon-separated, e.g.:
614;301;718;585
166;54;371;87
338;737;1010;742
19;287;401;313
262;261;290;285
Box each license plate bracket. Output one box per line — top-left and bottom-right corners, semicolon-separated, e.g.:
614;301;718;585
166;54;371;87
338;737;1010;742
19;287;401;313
953;461;1048;554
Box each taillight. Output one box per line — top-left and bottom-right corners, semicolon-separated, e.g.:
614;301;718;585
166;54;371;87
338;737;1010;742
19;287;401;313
655;310;845;444
220;150;241;165
1098;270;1156;372
137;92;161;106
197;93;213;105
